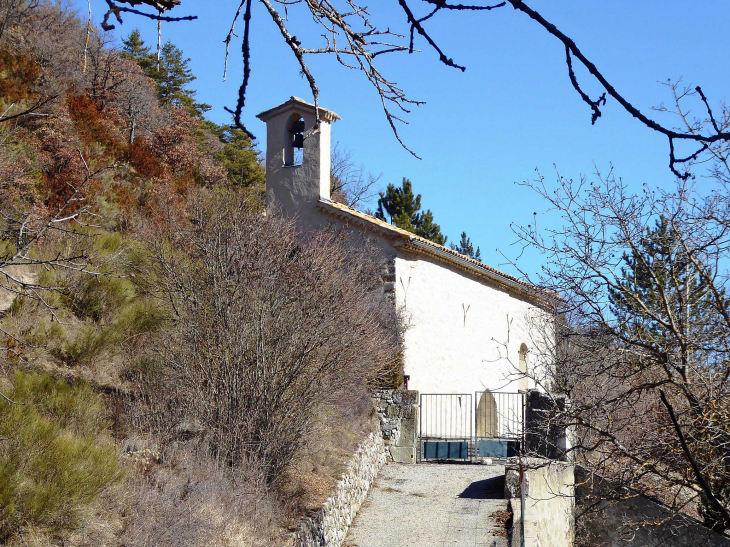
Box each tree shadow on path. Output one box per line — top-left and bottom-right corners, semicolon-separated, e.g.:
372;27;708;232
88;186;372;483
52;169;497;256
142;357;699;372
458;476;505;500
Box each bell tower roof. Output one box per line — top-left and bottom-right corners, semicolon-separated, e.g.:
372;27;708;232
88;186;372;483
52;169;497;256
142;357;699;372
256;96;341;124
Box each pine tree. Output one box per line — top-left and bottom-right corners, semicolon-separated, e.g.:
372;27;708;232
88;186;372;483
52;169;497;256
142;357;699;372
414;209;446;246
121;29;155;72
375;178;421;229
375;178;446;245
205;121;265;188
121;32;211;117
607;216;729;530
608;216;722;344
450;231;481;261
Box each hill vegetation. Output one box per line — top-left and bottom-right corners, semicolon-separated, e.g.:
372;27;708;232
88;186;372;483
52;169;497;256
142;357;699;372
0;2;400;545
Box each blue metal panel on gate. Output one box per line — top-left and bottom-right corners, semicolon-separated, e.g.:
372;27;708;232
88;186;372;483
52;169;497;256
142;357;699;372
477;439;520;458
423;441;469;460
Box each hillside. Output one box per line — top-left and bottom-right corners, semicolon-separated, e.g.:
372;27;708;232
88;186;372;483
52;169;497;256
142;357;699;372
0;3;400;545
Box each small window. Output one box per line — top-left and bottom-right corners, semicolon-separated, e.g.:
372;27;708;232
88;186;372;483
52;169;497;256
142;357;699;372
284;115;305;166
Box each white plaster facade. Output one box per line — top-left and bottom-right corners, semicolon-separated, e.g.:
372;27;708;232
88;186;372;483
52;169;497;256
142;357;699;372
393;250;549;396
258;98;556;404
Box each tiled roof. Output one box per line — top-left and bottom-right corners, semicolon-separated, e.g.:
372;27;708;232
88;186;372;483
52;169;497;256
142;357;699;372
317;199;559;305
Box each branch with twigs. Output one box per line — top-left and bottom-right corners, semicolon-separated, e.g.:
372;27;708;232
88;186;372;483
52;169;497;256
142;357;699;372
100;0;195;31
505;163;730;531
99;0;730;176
0;96;57;124
1;150;117;330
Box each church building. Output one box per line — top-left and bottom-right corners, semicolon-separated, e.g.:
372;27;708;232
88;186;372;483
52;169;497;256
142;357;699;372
256;97;557;408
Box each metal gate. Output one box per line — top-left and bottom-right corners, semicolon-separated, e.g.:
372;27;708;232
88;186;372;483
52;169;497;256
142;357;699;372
474;391;524;458
419;393;472;461
419;391;525;461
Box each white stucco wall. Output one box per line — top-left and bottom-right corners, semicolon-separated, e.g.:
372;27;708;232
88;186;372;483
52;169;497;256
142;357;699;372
394;250;553;397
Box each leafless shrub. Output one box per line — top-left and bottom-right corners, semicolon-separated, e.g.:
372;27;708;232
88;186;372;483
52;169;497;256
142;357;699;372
330;142;381;210
511;163;730;533
118;442;280;547
140;188;401;484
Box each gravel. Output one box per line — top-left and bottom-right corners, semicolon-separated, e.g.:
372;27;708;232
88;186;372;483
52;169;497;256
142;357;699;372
345;463;510;547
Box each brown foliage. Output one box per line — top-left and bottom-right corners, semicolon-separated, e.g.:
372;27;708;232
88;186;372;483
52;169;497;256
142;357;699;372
39;133;86;211
127;137;162;178
0;49;41;102
67;93;125;159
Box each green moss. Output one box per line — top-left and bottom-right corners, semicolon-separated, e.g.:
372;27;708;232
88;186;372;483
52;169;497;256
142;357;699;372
0;371;122;541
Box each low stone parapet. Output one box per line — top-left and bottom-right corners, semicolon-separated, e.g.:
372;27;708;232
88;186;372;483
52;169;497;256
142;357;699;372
504;458;575;547
286;432;386;547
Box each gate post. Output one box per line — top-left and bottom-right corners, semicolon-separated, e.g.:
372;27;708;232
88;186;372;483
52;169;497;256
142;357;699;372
373;390;419;464
525;390;571;461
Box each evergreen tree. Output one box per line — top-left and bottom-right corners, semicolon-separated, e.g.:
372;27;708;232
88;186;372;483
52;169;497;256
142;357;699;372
415;209;446;246
121;29;155;73
375;178;446;245
450;231;481;261
608;216;723;345
376;178;421;229
121;31;211;117
205;121;265;188
607;216;730;530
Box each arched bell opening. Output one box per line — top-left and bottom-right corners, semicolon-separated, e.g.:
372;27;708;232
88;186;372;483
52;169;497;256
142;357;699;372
283;113;305;166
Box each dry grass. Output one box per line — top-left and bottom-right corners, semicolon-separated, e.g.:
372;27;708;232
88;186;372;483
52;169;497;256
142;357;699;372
279;388;377;519
117;442;281;547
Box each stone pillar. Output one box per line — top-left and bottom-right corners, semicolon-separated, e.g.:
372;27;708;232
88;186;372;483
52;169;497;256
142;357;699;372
373;389;419;464
525;390;571;461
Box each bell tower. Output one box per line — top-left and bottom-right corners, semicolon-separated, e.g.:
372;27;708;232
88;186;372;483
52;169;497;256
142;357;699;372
256;97;341;224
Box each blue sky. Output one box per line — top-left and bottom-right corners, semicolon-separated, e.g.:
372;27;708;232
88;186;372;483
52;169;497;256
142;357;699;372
76;1;730;279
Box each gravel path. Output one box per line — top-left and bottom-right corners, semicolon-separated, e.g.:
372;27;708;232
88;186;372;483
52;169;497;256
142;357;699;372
345;463;510;547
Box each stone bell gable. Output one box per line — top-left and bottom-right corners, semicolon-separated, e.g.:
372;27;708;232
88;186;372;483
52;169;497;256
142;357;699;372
256;97;340;228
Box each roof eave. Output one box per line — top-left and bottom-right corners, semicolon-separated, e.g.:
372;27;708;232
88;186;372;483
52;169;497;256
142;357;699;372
402;239;560;307
316;200;410;242
256;97;341;123
317;199;561;307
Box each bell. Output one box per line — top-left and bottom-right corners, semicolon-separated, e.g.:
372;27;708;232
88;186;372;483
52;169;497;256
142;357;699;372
293;132;304;149
288;119;305;134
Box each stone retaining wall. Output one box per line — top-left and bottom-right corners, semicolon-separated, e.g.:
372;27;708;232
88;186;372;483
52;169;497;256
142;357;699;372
505;459;575;547
286;432;386;547
373;389;419;464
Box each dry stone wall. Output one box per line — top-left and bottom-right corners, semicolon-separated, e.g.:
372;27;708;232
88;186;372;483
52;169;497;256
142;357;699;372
373;389;418;464
286;432;386;547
